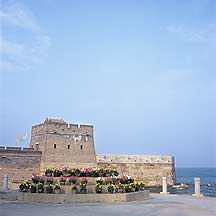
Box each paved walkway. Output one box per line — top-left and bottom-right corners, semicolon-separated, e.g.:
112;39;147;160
0;194;216;216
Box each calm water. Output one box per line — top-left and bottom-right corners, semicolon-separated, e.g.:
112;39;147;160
176;167;216;197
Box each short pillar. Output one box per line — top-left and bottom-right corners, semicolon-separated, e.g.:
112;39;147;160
192;177;203;197
3;175;9;190
160;176;170;195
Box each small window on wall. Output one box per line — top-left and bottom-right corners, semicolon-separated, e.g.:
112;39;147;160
68;145;70;149
54;144;57;149
80;145;83;150
36;144;39;150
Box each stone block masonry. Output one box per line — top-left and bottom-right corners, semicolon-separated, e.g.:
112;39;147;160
18;191;150;203
97;154;176;186
0;147;41;188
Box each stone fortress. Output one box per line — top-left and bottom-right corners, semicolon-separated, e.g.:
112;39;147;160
0;118;176;188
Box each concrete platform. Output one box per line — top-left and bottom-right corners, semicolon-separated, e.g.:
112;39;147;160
18;191;150;203
1;193;216;216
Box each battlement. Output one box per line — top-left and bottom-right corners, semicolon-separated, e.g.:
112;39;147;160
0;146;42;155
97;154;175;164
44;118;66;124
32;118;94;136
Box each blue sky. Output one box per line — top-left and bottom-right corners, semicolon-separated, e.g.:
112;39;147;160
0;0;216;167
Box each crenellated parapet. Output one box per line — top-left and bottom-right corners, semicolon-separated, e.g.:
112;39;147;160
32;118;93;138
97;154;175;164
0;146;42;154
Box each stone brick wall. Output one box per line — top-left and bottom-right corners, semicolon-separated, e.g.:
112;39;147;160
30;118;97;170
97;154;176;186
0;147;41;188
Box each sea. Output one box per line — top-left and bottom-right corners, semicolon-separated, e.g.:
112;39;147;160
175;167;216;197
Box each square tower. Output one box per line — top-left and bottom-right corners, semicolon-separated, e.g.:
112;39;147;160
30;118;97;170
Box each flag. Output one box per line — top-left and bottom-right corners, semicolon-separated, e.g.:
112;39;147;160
16;133;27;144
16;137;21;144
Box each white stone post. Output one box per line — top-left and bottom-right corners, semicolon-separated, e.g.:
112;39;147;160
192;177;203;197
160;176;170;195
3;175;9;190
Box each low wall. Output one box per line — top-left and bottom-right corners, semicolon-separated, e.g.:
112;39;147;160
18;190;150;203
0;190;18;201
97;154;176;186
0;147;41;189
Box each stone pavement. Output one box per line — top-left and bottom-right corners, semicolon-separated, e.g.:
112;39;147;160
0;194;216;216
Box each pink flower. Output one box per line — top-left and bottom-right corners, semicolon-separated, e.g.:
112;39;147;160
82;167;92;173
60;166;68;172
69;176;76;180
80;177;88;184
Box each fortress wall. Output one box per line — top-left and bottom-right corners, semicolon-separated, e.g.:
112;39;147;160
39;132;96;169
97;154;176;186
39;132;96;167
0;147;41;189
0;118;176;188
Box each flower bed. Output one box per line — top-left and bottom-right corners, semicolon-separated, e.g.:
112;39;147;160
45;167;119;178
19;167;145;195
95;176;145;194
